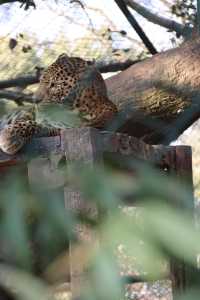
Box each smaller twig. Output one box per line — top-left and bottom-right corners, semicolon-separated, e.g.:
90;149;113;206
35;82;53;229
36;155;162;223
70;0;84;9
121;273;168;284
0;0;36;9
125;0;192;38
0;75;39;89
197;0;200;35
0;59;138;92
114;0;158;55
97;58;140;72
0;90;37;103
20;0;35;10
70;0;95;32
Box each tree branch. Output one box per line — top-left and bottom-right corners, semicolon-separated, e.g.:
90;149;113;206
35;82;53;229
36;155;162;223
0;59;139;90
114;0;158;54
0;90;36;103
0;0;17;4
0;75;39;89
0;0;36;9
124;0;192;38
96;58;140;72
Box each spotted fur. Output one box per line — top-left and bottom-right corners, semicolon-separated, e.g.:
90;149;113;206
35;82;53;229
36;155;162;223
35;54;117;127
0;54;117;154
0;107;60;155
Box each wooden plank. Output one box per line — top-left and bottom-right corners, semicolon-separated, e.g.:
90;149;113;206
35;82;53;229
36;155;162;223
0;135;61;164
0;130;173;167
169;146;199;298
174;146;194;210
101;131;172;163
0;128;196;298
61;128;103;298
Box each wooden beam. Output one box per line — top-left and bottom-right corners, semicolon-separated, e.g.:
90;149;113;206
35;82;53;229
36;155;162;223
0;128;195;299
61;128;103;298
0;135;61;164
168;146;199;298
0;131;172;166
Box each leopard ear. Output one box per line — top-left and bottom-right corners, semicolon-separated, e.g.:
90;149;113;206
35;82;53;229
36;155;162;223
57;53;69;60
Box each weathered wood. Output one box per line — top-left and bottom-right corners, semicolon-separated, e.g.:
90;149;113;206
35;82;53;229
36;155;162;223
168;146;198;298
174;146;194;206
61;128;102;298
0;135;61;164
0;128;195;299
101;131;172;164
0;131;172;166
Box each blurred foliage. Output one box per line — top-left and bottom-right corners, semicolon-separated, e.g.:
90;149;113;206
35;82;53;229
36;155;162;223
0;156;199;299
171;0;196;26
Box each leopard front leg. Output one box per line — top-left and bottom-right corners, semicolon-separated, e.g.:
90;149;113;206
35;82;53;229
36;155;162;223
0;120;39;155
0;120;62;155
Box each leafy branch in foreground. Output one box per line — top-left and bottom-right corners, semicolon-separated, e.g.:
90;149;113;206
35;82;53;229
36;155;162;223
0;158;199;299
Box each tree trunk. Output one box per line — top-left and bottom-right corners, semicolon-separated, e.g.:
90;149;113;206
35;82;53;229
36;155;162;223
105;38;200;144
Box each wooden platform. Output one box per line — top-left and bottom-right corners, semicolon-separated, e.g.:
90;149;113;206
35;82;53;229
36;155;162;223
0;127;197;300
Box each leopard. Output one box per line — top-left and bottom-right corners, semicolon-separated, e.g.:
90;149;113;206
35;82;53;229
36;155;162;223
0;54;118;155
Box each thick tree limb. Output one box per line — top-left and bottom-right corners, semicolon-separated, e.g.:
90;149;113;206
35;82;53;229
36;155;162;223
124;0;192;38
105;38;200;144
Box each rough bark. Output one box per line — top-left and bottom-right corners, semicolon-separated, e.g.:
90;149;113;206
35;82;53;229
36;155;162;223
106;37;200;144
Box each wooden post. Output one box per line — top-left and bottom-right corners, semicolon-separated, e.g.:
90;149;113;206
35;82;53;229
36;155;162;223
169;146;199;298
61;127;103;298
0;130;196;299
